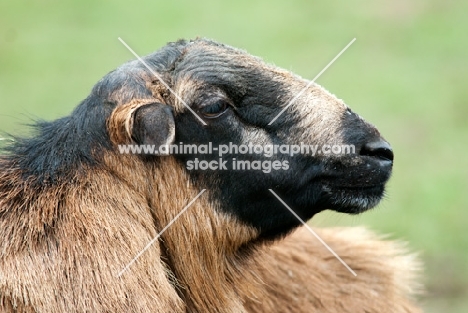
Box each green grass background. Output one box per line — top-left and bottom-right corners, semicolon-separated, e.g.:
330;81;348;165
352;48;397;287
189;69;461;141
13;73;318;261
1;0;467;311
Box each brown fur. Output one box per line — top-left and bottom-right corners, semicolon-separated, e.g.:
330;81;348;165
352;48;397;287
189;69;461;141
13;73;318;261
0;155;184;312
0;148;422;312
245;228;422;312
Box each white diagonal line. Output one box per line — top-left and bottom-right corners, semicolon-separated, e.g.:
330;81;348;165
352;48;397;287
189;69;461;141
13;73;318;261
268;38;356;125
117;189;206;277
268;189;357;276
118;37;207;126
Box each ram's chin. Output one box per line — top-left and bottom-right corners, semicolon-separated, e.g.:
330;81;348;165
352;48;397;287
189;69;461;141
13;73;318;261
323;185;385;214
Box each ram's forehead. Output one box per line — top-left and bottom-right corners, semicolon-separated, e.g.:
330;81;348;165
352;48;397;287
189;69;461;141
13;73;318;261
178;39;296;82
165;39;302;112
184;40;264;66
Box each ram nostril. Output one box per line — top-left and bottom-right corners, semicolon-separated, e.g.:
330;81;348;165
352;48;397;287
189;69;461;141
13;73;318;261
360;140;394;162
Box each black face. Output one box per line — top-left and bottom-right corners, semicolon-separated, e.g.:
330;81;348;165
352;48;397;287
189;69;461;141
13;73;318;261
142;39;395;239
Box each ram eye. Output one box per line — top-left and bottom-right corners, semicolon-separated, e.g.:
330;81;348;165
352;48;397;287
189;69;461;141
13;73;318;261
199;100;229;119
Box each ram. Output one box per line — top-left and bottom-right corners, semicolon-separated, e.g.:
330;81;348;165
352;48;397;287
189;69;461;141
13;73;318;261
0;38;421;312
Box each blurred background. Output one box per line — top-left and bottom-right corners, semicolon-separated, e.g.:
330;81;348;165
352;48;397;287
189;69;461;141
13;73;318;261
0;0;467;311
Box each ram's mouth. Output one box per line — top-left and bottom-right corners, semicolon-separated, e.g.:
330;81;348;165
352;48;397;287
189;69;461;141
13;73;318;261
309;153;393;214
322;183;386;214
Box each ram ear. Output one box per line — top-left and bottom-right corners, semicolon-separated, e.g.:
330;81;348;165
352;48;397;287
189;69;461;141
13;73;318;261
131;102;175;149
108;100;175;153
